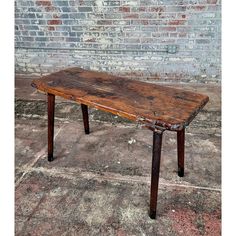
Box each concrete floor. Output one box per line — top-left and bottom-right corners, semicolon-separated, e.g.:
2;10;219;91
15;76;221;236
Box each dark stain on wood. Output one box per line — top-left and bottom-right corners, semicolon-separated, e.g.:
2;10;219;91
31;82;38;89
147;96;155;100
31;67;209;131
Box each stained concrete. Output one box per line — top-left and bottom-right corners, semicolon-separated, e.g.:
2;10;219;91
15;76;221;235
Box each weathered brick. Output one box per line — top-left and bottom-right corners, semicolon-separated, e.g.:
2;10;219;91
36;1;52;7
31;19;46;25
62;19;77;25
71;26;83;31
105;13;122;19
140;13;157;19
35;37;47;41
78;7;93;12
21;31;29;36
49;36;64;41
104;1;120;7
69;13;86;19
15;19;31;25
60;14;69;19
150;7;164;12
15;0;221;83
25;13;36;18
190;5;206;11
97;20;113;25
23;25;39;31
48;26;55;31
54;1;69;7
66;37;81;42
168;20;186;25
123;13;139;19
36;13;44;18
27;7;41;12
56;26;71;32
61;7;72;12
207;0;218;4
37;31;45;36
159;26;177;32
15;30;21;36
119;6;130;12
196;39;211;44
29;31;37;36
47;20;62;25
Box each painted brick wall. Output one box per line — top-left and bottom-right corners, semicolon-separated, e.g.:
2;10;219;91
15;0;221;83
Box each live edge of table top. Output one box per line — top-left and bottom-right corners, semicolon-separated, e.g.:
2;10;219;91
31;67;209;132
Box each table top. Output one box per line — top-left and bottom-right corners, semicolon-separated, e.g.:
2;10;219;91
32;67;209;131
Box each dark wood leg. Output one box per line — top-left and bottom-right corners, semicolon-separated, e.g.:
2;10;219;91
81;104;90;134
48;93;55;162
177;129;185;177
149;131;163;219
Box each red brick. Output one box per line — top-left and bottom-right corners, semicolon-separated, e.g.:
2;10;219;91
150;7;164;12
47;20;62;25
36;1;52;6
169;20;186;25
48;26;55;31
140;20;149;25
159;26;176;32
84;38;96;42
207;0;218;4
192;5;206;11
45;6;57;12
138;7;146;12
119;6;130;13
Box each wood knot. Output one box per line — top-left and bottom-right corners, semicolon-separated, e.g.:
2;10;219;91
31;82;37;88
69;95;76;101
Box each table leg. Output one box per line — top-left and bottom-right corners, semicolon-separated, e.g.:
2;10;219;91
149;131;163;219
48;93;55;162
81;104;90;134
177;129;185;177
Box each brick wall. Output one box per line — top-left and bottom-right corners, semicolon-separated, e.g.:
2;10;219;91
15;0;221;83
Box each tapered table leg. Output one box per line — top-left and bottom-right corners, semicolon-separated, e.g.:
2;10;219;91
48;93;55;162
81;104;90;134
149;131;163;219
177;129;185;177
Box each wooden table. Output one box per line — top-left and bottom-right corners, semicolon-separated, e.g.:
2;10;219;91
31;67;209;219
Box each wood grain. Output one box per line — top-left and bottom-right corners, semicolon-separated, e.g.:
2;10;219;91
31;67;209;131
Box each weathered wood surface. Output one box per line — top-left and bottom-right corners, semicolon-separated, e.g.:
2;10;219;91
31;67;209;131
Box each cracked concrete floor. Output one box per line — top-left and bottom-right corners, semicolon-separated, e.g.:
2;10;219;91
15;76;221;236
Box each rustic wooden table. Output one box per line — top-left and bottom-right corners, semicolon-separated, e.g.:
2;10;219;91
32;67;209;219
